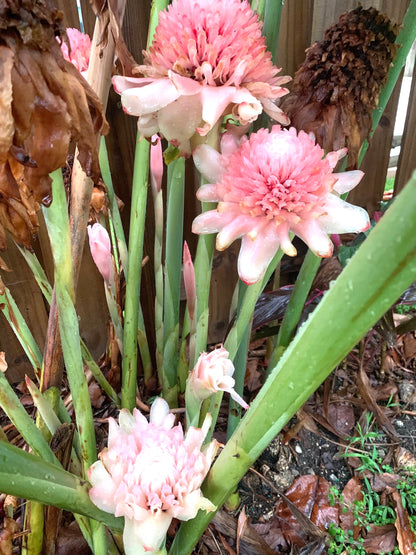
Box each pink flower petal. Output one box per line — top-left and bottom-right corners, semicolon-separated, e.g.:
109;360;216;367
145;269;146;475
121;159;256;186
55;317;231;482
150;135;163;193
112;75;154;94
183;241;197;320
197;86;239;135
291;219;334;257
157;94;202;154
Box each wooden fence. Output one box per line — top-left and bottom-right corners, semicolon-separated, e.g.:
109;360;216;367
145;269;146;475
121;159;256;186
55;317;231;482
1;0;415;382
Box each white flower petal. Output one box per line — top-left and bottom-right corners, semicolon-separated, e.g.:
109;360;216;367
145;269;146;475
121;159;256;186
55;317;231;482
158;94;202;154
150;397;170;427
319;194;370;234
332;170;364;194
238;225;280;285
193;144;224;183
123;513;171;555
292;219;333;257
121;79;180;116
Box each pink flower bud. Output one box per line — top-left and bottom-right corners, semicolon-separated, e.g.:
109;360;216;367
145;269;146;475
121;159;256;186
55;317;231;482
189;347;249;409
87;223;112;284
88;398;217;554
183;241;196;320
150;135;163;194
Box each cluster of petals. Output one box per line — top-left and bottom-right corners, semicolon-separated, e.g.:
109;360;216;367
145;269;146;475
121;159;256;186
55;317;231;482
189;347;249;409
192;126;370;285
112;0;290;154
88;398;217;554
59;28;91;75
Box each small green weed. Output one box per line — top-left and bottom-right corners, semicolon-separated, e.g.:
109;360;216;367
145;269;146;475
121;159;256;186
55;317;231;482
327;413;416;554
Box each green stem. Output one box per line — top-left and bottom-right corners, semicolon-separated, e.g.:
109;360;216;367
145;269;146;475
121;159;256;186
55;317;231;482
122;138;150;411
147;0;169;46
161;157;185;406
43;170;96;476
263;0;283;64
192;201;216;366
153;186;164;374
250;0;266;18
99;137;152;385
169;171;416;555
267;250;320;373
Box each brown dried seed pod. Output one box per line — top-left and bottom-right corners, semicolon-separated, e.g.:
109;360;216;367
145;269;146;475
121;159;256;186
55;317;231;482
280;6;399;169
0;0;108;249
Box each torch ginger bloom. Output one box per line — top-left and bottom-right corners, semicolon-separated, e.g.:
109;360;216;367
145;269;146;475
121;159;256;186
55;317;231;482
88;398;217;554
192;126;370;285
59;28;91;76
188;347;249;409
112;0;290;154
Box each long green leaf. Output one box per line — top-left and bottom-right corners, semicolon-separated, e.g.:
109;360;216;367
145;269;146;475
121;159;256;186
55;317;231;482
0;441;123;532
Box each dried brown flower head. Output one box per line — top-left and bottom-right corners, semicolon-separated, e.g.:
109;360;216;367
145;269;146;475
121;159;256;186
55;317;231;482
280;6;399;169
0;0;108;250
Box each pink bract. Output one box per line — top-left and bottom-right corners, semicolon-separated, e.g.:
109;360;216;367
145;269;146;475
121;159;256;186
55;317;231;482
112;0;290;154
192;126;370;285
189;347;249;409
59;28;91;74
88;398;217;554
87;223;112;285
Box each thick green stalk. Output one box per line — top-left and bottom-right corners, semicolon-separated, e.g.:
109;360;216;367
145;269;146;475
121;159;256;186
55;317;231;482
262;0;283;64
147;0;169;46
0;281;43;377
161;157;185;406
224;249;285;360
267;250;321;372
358;0;416;166
99;138;152;384
0;370;58;465
169;172;416;554
153;186;164;373
43;170;96;476
226;321;250;439
250;0;266;18
0;441;123;532
192;201;216;366
122;139;150;410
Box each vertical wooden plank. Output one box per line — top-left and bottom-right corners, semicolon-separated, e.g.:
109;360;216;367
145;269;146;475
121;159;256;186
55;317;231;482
395;64;416;193
276;0;314;77
311;1;409;43
55;0;80;30
0;237;49;383
79;0;97;37
348;77;403;215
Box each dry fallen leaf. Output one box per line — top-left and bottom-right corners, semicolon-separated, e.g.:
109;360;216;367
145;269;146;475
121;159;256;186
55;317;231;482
393;489;416;555
363;523;397;554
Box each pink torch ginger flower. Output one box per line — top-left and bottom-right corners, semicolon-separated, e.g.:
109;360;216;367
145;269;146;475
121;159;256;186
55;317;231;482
112;0;290;154
88;398;217;554
87;223;112;284
59;28;91;75
192;126;370;285
188;347;249;409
